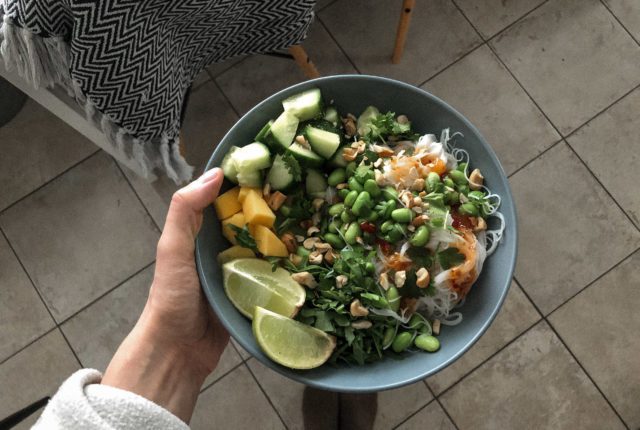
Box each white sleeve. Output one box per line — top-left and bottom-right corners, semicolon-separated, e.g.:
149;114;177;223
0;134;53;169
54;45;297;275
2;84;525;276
32;369;189;430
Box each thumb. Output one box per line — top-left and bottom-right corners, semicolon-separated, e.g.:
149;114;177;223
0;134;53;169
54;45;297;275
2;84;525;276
157;168;224;260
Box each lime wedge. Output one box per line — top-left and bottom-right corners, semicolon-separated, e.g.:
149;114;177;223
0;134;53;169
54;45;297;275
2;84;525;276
253;307;336;369
223;258;305;319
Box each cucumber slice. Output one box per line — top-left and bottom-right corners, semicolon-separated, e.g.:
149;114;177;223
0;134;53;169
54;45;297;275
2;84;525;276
324;106;339;127
271;111;299;151
282;88;323;121
266;154;295;191
255;120;274;144
329;146;347;168
286;143;324;168
357;105;380;136
306;169;327;198
305;126;340;159
221;146;240;183
233;142;271;171
237;169;262;187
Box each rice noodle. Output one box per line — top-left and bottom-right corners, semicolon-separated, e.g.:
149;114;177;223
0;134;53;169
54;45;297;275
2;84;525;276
369;307;411;323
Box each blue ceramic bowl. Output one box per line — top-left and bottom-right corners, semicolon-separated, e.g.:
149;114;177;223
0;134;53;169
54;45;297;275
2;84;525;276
196;75;517;393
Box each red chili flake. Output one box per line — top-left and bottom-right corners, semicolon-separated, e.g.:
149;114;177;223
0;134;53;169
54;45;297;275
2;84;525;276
360;222;376;233
376;238;393;254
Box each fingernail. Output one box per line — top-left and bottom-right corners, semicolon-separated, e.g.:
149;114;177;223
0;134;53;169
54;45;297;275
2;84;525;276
200;168;222;184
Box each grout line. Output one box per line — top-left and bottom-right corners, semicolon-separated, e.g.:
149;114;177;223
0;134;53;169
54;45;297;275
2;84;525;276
421;380;461;430
199;361;245;393
0;149;101;216
113;161;163;233
212;78;242;118
205;56;250;82
546;321;630;429
506;139;562;178
0;327;56;367
56;260;156;327
417;42;486;88
242;360;291;430
599;0;640;46
565;141;640;234
485;0;551;44
57;327;85;369
450;0;486;42
316;0;339;13
316;15;361;74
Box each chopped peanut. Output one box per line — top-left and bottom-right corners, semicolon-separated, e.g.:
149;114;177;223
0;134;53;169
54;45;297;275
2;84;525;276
432;319;441;336
350;299;369;317
416;268;430;288
351;320;372;330
335;275;348;288
281;232;297;253
395;270;406;288
291;271;318;289
308;251;323;265
267;191;287;211
379;272;391;290
303;237;320;249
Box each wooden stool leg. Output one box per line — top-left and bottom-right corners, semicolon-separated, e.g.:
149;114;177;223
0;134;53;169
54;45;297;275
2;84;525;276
288;45;321;79
392;0;416;64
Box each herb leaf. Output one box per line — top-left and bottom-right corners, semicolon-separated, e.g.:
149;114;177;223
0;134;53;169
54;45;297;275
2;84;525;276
438;248;465;270
282;153;302;182
229;225;259;253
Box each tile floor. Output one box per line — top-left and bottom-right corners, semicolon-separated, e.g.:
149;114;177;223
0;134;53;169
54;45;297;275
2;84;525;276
1;0;639;428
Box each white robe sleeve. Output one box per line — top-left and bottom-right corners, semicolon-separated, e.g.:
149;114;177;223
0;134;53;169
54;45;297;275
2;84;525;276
32;369;189;430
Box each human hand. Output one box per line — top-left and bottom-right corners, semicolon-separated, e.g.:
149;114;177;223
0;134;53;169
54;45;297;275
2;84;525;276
102;168;229;423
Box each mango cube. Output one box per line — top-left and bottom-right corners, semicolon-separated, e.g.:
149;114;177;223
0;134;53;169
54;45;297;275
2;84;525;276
221;212;246;244
216;246;255;264
254;225;288;257
238;187;261;204
214;187;241;220
242;189;275;228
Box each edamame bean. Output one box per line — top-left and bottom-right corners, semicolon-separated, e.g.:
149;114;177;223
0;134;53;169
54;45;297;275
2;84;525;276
324;233;345;249
468;190;485;200
327;168;346;186
448;169;467;185
458;202;478;216
387;286;400;312
365;262;375;274
427;172;441;192
279;205;291;217
348;177;364;193
391;208;413;223
409;225;430;247
392;331;413;353
457;162;467;173
345;222;361;245
338;188;350;199
346;161;357;177
328;203;345;216
341;211;354;223
383;326;396;348
363;179;381;198
381;220;394;233
443;177;455;189
344;190;358;207
458;184;470;195
367;211;379;222
354;165;374;184
381;186;398;201
351;191;371;216
328;220;341;233
386;224;404;243
444;190;459;205
414;334;440;352
296;246;311;258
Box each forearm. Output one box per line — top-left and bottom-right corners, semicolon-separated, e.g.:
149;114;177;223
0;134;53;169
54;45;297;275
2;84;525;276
101;308;207;423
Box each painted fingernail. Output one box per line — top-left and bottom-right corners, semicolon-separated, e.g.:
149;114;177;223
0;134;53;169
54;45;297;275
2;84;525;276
200;168;222;184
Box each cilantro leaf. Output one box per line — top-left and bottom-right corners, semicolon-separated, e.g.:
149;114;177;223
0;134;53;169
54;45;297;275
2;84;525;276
438;248;465;270
281;153;302;182
229;225;259;253
365;112;420;143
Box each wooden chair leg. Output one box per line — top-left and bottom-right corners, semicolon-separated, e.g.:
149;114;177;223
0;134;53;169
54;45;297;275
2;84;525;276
392;0;416;64
288;45;321;79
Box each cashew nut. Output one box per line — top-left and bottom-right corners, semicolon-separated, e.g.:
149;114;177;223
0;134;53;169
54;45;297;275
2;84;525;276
350;299;369;317
469;168;484;190
291;271;318;289
416;268;430;289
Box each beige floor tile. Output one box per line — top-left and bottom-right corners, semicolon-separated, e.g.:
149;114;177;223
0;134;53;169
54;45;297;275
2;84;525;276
0;330;79;419
319;0;480;85
0;152;159;321
11;407;44;429
568;87;640;228
247;358;432;430
490;0;640;135
510;143;640;314
315;0;336;11
192;69;211;89
191;365;284;430
440;321;624;429
119;164;175;230
0;233;54;362
549;250;640;428
216;21;356;115
455;0;546;39
427;282;540;394
206;56;245;79
423;45;560;174
603;0;640;41
396;400;456;430
61;265;153;370
231;338;251;360
0;99;96;211
201;343;243;390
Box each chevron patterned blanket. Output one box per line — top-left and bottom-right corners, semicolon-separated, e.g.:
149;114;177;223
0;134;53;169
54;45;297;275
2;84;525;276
0;0;315;182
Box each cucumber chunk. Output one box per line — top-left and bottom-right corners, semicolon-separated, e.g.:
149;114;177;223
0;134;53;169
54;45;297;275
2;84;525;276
271;111;299;151
282;88;323;121
286;143;324;168
305;126;340;159
324;106;339;127
328;146;347;168
237;169;262;188
232;142;271;171
357;105;380;136
255;120;274;144
306;169;327;198
266;154;295;191
221;146;240;183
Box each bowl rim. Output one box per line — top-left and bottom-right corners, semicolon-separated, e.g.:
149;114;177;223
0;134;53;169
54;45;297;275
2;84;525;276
196;74;518;392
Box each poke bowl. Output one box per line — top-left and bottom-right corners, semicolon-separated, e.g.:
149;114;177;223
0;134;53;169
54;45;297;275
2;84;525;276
195;75;517;393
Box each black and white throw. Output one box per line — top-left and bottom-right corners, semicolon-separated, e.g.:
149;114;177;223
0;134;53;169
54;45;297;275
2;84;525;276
0;0;316;182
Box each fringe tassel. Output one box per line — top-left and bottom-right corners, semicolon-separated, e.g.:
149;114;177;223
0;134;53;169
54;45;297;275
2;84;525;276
0;15;193;184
